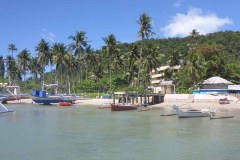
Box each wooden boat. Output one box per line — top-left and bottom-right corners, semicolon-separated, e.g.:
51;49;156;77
111;103;138;111
58;102;72;106
98;103;111;109
172;105;215;118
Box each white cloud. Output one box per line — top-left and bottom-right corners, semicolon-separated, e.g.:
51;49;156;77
41;29;56;42
162;8;233;37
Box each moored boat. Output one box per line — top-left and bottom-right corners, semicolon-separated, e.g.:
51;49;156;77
111;103;138;111
0;84;31;103
172;105;215;118
32;90;78;105
0;101;13;113
58;102;72;106
98;103;111;109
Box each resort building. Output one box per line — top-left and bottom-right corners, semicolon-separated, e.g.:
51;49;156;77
150;65;180;94
193;76;240;95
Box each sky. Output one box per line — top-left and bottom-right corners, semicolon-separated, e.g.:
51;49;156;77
0;0;239;58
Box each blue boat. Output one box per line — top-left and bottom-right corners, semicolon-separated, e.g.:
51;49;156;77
32;90;78;105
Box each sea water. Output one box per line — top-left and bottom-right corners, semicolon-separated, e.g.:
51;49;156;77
1;104;240;160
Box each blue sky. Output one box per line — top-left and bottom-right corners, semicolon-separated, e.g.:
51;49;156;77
0;0;239;58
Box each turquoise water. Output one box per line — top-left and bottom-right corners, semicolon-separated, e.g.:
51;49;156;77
1;104;240;160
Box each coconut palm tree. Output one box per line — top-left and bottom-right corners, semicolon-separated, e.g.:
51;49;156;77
68;31;88;59
35;39;50;83
90;50;104;82
68;31;88;82
166;50;182;79
84;45;94;80
137;13;155;40
6;56;13;83
17;49;31;81
177;30;204;89
141;44;161;89
36;39;50;71
51;43;68;84
63;53;78;93
182;49;206;88
30;57;44;82
137;13;155;87
188;29;200;54
0;55;5;79
102;34;119;86
123;44;140;86
8;43;17;57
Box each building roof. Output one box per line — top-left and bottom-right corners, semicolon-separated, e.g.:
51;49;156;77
203;76;233;85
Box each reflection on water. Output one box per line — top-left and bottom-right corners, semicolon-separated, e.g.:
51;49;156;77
1;104;240;160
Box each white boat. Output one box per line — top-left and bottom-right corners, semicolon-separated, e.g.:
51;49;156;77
0;84;31;103
0;98;13;113
172;105;215;118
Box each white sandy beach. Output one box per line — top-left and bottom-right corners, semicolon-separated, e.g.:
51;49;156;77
7;96;240;112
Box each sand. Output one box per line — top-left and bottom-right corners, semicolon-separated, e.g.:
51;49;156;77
7;98;240;112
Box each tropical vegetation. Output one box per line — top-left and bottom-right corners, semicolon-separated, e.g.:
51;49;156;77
1;13;240;96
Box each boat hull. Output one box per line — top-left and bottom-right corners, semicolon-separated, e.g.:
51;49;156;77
111;103;138;111
177;110;211;118
32;97;76;105
172;105;215;118
58;102;72;106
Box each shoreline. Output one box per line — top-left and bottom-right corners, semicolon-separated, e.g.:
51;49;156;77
6;98;240;111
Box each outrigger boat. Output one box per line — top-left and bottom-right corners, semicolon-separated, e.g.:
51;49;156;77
32;82;78;105
172;105;215;118
0;97;13;113
0;83;31;103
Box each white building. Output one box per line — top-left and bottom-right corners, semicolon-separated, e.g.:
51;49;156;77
150;65;180;93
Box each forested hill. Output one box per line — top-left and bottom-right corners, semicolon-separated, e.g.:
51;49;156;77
145;31;240;64
134;31;240;93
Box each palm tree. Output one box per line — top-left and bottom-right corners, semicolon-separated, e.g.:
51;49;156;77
51;43;68;84
183;50;206;88
91;51;104;82
137;13;155;87
68;31;88;82
64;53;78;93
8;43;17;57
123;44;140;86
68;31;88;59
137;13;155;40
6;55;18;84
177;30;204;89
35;39;50;83
188;29;200;54
36;39;50;71
17;49;31;81
84;45;94;80
30;57;44;82
167;50;181;79
102;34;119;86
141;44;161;89
0;55;5;79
